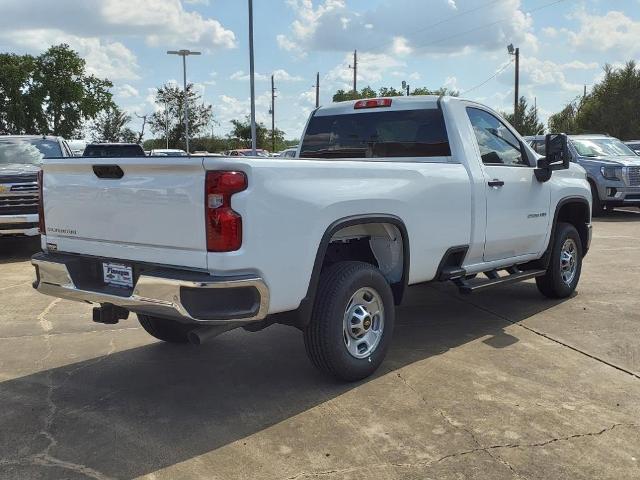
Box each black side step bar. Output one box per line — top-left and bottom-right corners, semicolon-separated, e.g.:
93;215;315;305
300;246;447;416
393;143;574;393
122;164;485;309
453;268;546;295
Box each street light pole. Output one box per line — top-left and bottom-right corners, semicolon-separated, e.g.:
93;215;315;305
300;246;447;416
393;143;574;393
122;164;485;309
167;49;201;154
248;0;257;155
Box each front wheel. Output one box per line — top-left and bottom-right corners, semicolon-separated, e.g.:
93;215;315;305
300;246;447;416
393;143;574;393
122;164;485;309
536;222;583;299
304;261;395;382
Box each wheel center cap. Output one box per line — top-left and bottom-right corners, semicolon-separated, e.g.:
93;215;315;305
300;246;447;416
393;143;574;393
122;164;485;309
363;316;372;330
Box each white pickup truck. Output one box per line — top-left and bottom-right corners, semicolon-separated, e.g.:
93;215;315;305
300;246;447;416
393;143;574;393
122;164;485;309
32;96;592;381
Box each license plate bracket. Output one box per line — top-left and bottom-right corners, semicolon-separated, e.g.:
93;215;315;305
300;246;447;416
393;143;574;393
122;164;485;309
102;262;133;288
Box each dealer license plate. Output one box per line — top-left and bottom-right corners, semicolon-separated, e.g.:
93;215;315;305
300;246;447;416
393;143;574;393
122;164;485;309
102;262;133;288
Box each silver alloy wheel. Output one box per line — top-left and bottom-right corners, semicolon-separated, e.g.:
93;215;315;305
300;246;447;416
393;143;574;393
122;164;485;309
343;287;385;359
560;238;578;285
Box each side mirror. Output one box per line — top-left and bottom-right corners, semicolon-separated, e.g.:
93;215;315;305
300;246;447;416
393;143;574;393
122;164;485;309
535;133;570;182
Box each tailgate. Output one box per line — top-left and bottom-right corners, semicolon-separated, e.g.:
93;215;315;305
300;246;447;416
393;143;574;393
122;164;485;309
42;157;208;269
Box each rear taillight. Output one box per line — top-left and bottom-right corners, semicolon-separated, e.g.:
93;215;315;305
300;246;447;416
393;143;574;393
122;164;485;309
37;169;45;235
205;171;247;252
354;98;393;109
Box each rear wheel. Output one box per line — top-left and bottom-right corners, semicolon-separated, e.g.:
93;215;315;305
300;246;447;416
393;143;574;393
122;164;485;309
536;222;583;299
304;261;395;382
138;315;192;343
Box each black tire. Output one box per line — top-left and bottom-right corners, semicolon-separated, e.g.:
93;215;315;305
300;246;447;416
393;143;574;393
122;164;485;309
590;182;605;217
536;222;583;299
304;261;395;382
138;315;192;343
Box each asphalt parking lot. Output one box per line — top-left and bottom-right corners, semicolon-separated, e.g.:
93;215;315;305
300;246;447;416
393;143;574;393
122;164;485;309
1;212;639;480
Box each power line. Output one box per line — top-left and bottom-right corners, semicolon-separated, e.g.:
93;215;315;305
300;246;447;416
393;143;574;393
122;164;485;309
410;0;567;51
366;0;504;53
461;59;514;95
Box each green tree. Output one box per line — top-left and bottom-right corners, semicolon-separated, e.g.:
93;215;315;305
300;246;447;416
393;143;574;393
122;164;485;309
332;86;377;102
411;87;459;97
575;62;640;139
0;44;113;137
227;116;287;151
148;83;212;151
548;100;579;134
378;86;405;97
32;44;114;137
91;105;137;143
548;62;640;138
502;96;545;136
0;53;43;134
332;85;459;103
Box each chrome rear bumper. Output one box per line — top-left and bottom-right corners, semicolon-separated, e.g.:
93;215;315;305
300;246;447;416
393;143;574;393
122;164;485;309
31;253;269;325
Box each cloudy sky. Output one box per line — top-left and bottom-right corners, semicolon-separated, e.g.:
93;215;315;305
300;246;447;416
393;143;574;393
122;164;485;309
0;0;638;140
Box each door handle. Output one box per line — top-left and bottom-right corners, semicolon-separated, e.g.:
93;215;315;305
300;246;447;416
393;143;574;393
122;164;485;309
488;179;505;188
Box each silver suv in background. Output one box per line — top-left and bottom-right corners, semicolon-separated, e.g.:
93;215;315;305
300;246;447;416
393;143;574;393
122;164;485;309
625;141;640;156
526;134;640;215
0;136;71;237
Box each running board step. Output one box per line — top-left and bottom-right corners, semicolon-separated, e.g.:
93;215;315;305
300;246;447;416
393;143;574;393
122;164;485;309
454;269;546;295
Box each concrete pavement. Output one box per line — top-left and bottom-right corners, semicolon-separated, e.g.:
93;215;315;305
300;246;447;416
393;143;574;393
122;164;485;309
0;212;639;479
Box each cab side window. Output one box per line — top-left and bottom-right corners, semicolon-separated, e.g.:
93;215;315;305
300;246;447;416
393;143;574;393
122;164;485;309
466;107;527;167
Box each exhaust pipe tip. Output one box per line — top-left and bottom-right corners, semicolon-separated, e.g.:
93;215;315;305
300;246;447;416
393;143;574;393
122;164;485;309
187;330;204;346
187;324;238;345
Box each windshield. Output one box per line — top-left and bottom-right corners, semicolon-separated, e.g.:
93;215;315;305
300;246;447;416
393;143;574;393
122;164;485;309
300;108;450;159
0;139;62;165
571;138;636;157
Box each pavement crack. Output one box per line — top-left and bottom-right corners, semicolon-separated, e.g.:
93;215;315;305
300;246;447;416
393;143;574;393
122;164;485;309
0;455;114;480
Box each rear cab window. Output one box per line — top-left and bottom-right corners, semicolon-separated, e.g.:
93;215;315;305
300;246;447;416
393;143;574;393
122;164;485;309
300;108;451;159
84;145;146;157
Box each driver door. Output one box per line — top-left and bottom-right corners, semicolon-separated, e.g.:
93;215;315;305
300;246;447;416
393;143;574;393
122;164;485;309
466;107;551;262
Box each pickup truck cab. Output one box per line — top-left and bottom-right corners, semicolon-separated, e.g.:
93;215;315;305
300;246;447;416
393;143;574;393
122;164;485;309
32;96;592;381
527;134;640;215
0;135;71;237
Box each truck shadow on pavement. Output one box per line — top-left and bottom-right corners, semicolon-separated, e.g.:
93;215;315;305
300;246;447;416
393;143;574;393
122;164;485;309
0;237;41;265
596;209;640;222
0;281;567;479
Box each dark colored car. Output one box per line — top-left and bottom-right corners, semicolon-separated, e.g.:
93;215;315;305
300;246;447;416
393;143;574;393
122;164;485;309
83;143;146;157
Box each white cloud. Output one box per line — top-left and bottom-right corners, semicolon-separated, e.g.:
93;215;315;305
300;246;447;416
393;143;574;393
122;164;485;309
278;0;538;57
230;69;303;82
116;84;140;98
508;57;585;93
0;0;236;51
566;10;640;54
391;37;413;56
327;51;406;87
1;29;140;81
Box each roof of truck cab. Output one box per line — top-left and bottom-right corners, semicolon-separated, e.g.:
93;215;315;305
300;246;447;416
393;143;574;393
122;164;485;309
0;135;62;141
314;95;448;116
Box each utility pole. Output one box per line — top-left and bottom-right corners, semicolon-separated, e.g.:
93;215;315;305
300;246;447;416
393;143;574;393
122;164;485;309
315;72;320;108
167;49;201;154
349;50;358;94
507;44;520;127
248;0;257;155
270;74;276;153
